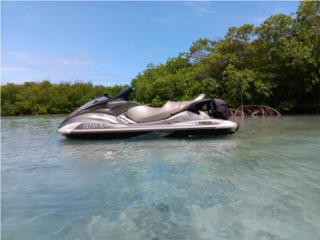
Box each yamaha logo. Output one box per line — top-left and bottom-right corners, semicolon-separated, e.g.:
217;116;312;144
78;122;108;129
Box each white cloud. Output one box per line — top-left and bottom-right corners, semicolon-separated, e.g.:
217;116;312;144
53;55;94;68
11;52;32;62
7;51;107;69
2;65;33;72
183;1;216;15
1;51;126;85
151;1;216;27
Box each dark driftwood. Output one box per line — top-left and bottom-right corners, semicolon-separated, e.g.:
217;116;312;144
229;105;281;117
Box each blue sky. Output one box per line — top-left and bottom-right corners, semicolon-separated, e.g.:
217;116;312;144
2;1;299;86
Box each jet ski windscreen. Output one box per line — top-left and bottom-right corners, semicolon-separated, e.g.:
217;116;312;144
58;95;110;128
59;87;136;128
114;87;135;101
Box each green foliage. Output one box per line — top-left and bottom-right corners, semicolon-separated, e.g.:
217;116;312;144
1;81;127;116
132;1;320;113
1;1;319;115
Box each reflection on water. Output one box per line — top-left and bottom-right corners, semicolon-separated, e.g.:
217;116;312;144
2;115;320;240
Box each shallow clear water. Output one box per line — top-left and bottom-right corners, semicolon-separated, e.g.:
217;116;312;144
2;115;320;240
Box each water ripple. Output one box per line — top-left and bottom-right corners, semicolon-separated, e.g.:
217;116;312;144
2;115;320;240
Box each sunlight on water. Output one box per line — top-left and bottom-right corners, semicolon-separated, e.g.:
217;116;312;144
2;115;320;240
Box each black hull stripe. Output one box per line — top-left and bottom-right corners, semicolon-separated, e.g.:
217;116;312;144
64;128;236;139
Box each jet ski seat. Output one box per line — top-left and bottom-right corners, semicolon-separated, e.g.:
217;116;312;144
125;94;206;123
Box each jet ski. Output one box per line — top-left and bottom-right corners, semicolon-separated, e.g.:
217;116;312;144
58;87;239;139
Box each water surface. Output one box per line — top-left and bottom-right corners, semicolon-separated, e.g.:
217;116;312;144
2;115;320;240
